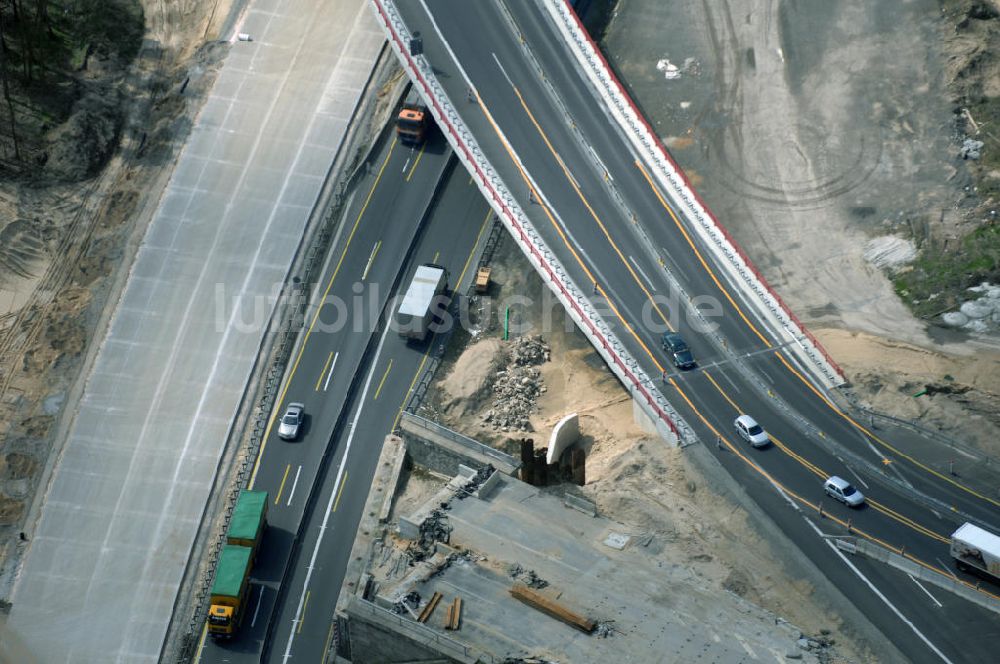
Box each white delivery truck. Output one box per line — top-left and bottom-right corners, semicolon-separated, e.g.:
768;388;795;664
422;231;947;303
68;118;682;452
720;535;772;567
950;522;1000;582
396;263;449;341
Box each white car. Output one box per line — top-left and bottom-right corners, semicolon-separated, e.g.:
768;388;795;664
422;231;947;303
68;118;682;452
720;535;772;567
824;475;865;507
278;402;305;440
734;414;769;448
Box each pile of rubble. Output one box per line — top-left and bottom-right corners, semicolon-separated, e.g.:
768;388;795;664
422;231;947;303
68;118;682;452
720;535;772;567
456;464;495;500
482;336;550;432
506;562;549;589
405;508;452;562
787;630;836;662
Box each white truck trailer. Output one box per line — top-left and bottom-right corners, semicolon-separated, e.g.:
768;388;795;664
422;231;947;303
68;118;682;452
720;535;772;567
396;263;449;341
950;522;1000;581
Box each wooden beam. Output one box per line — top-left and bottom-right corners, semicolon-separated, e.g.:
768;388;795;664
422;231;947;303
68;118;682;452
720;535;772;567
510;583;595;633
444;596;462;630
417;591;443;623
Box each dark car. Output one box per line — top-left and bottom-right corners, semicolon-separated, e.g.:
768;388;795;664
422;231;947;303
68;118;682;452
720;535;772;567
662;333;696;370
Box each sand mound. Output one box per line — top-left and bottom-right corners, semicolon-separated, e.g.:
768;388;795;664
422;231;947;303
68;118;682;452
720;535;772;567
440;337;503;416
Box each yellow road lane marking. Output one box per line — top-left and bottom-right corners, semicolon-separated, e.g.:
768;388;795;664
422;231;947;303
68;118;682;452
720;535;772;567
406;142;426;181
389;207;490;432
249;138;398;488
192;623;208;664
474;90;666;374
362;240;382;281
373;360;393;401
701;370;948;542
635;160;769;345
315;351;334;392
637;136;995;507
321;621;337;664
510;83;669;328
774;351;1000;508
296;590;311;634
332;472;348;513
669;373;979;589
456;207;493;287
274;464;291;505
869;500;949;543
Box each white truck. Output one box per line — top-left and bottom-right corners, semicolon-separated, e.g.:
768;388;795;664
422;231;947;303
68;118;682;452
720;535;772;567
950;522;1000;582
396;263;449;341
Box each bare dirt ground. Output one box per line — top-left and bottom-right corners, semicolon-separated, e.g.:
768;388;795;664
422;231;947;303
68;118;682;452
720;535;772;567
0;0;236;607
423;235;881;663
600;0;1000;458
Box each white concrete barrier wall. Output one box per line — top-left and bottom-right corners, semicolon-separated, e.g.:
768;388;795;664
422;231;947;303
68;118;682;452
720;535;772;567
370;0;693;446
540;0;846;389
546;413;580;465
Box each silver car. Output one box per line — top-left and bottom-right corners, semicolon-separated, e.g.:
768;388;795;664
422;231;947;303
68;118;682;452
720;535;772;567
824;475;865;507
734;414;769;448
278;402;305;440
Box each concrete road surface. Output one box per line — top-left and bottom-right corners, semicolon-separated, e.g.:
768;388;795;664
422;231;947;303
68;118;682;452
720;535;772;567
4;1;383;662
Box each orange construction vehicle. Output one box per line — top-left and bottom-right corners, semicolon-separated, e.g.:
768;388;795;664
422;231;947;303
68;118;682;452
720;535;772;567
397;88;430;146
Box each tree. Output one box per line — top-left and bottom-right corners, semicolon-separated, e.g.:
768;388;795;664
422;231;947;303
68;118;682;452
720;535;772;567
0;4;22;161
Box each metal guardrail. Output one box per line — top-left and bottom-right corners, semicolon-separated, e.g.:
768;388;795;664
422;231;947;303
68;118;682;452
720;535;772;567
372;0;693;447
838;387;999;468
839;537;1000;616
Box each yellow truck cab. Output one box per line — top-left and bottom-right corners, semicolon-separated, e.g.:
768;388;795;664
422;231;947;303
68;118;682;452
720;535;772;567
209;545;253;637
208;490;268;639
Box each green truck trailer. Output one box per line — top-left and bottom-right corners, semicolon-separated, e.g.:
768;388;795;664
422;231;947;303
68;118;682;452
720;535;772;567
208;490;268;638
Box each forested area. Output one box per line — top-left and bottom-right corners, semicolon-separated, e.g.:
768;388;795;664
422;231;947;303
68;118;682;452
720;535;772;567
0;0;144;180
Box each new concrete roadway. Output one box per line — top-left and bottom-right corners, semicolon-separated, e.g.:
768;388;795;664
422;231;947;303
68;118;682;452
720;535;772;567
3;1;385;661
385;1;1000;661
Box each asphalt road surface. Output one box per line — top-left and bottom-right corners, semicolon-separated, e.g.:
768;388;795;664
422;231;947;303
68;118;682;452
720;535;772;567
195;123;456;662
386;1;1000;662
196;124;492;663
264;158;493;664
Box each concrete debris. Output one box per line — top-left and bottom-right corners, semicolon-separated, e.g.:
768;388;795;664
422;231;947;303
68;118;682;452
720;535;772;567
942;281;1000;333
655;56;700;80
507;563;549;589
456;464;495;499
863;235;916;269
796;632;837;660
483;336;550;432
509;334;551;366
392;591;421;617
594;620;616;638
449;549;485;564
960;137;984;160
406;509;452;562
430;549;486;579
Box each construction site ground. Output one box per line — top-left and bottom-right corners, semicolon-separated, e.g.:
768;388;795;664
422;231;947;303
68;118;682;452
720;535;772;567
407;231;887;663
383;468;844;662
